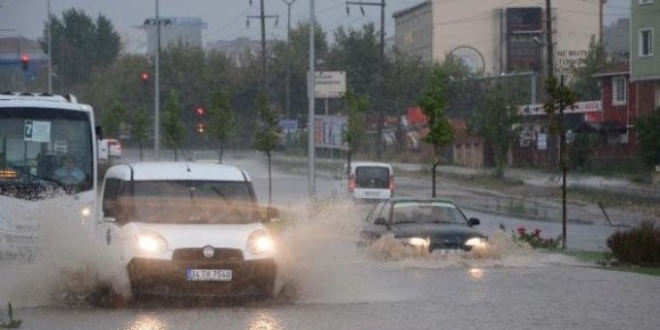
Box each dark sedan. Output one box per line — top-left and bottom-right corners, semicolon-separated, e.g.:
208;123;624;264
359;198;488;253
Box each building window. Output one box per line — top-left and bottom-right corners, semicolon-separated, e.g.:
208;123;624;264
639;0;654;4
612;76;627;105
639;28;653;57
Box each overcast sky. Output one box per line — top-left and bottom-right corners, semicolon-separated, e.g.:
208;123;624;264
0;0;631;52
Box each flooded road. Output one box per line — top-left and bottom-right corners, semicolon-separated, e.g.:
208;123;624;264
1;151;658;330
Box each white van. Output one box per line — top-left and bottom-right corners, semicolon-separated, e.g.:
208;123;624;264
347;162;395;202
98;162;278;300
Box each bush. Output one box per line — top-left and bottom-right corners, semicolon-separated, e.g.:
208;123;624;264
511;226;561;250
607;221;660;266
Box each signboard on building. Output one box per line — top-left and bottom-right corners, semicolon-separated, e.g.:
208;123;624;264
519;101;603;116
313;71;346;99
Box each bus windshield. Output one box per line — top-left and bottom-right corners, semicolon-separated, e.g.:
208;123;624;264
0;107;94;199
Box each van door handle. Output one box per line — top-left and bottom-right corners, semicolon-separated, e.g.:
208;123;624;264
106;229;111;245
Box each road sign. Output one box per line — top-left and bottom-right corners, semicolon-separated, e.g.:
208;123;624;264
313;71;346;99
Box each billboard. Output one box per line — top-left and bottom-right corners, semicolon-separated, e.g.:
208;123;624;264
314;71;346;98
314;115;348;150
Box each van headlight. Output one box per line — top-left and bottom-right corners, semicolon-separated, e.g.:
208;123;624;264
465;237;487;249
247;229;274;255
137;231;168;254
80;204;93;226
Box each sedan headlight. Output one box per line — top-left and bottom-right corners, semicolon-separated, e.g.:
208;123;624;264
405;237;430;249
137;231;168;254
247;229;275;255
465;237;487;249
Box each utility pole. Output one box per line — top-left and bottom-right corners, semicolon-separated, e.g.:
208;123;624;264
283;0;297;118
308;0;316;198
599;0;606;43
247;0;278;93
47;0;52;94
154;0;161;161
545;0;554;78
346;0;386;159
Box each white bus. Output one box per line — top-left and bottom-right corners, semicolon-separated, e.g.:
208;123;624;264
0;92;99;262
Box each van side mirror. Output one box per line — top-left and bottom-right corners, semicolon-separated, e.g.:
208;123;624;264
468;218;480;226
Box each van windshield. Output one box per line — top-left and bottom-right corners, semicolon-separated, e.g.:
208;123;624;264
355;166;390;189
130;180;256;225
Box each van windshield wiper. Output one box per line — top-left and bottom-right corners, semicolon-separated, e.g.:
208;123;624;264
188;186;209;223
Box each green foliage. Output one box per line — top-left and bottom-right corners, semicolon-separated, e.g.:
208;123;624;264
607;221;660;266
99;103;126;138
512;226;561;250
161;90;187;159
470;82;521;177
418;62;455;159
327;23;380;98
130;110;151;160
543;76;579;135
636;108;660;169
567;132;599;170
342;90;369;152
206;91;235;163
570;36;616;101
254;94;282;157
40;9;121;89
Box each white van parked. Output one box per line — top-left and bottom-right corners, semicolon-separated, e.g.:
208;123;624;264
347;162;395;202
98;162;278;300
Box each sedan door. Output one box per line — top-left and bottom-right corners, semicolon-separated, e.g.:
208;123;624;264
359;201;391;245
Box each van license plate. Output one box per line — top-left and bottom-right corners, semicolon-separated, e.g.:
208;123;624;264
365;191;379;197
186;269;232;281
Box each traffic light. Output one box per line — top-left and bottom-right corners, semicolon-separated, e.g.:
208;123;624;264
195;106;205;116
20;54;30;71
196;122;205;134
141;72;150;85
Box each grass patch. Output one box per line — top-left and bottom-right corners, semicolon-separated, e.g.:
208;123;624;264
560;249;660;277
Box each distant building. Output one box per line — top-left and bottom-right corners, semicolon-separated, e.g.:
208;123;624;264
604;18;630;61
393;0;601;77
206;37;262;67
143;17;207;55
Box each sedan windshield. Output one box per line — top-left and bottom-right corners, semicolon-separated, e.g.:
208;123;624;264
130;180;256;225
392;201;467;225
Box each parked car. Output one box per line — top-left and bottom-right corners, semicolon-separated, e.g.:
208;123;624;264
98;162;279;300
347;162;395;202
359;197;488;253
106;138;122;159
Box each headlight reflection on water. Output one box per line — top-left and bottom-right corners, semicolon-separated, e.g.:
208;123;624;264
248;312;283;330
468;267;485;280
127;315;167;330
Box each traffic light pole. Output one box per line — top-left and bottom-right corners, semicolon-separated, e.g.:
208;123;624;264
154;0;161;161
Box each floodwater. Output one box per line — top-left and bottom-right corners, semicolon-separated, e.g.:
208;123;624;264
1;154;659;330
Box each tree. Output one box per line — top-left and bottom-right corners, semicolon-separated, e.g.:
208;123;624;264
470;82;520;178
40;9;121;90
570;35;616;101
342;90;369;177
636;108;660;169
99;102;127;139
254;94;282;206
418;63;455;197
130;110;151;162
207;91;235;163
544;75;579;250
162;90;187;161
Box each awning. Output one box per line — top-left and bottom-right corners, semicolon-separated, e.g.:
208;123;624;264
574;121;627;134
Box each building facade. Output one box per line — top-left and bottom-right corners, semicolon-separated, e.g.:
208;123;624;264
393;0;601;77
630;0;660;112
143;17;206;55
